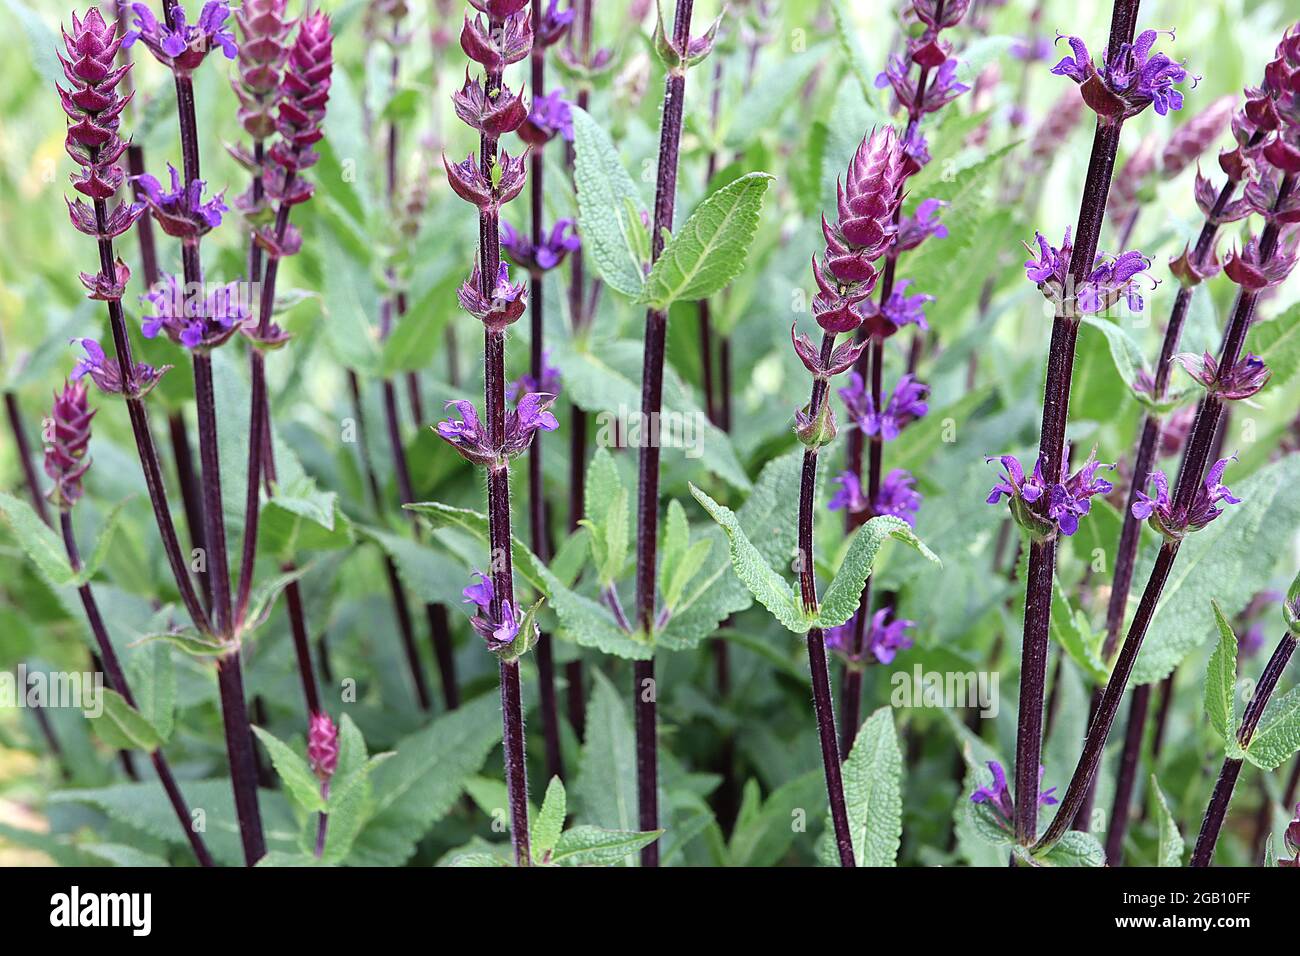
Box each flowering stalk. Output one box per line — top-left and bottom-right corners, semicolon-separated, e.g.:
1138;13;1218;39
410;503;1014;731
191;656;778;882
43;380;215;866
231;13;334;727
123;0;269;864
442;0;546;866
516;0;574;779
630;0;701;867
1100;109;1266;863
1038;24;1300;851
836;0;967;747
989;0;1195;846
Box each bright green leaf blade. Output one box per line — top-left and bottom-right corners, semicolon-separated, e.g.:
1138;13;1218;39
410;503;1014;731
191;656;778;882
1245;685;1300;771
251;726;327;813
0;491;76;588
92;689;162;752
1151;776;1185;867
551;826;663;866
1206;601;1239;746
819;707;903;866
816;517;939;628
1034;830;1105;867
570;106;648;297
639;173;774;309
533;776;567;860
688;483;806;634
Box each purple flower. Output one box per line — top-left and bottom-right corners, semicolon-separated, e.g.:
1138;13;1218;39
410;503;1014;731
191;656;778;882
876;54;970;116
507;351;562;402
517;89;574;146
135;163;228;240
451;73;528;137
971;761;1057;829
895;199;949;252
534;0;574;48
1050;29;1192;121
69;338;168;398
501;218;581;273
986;453;1046;507
875;469;922;527
139;275;250;351
459;7;532;73
1174;351;1271;400
504;392;559;456
1132;456;1242;539
838;372;929;441
827;470;869;514
811;255;872;333
1012;35;1055;62
1046;451;1114;536
1224;233;1300;291
436;399;495;466
1024;229;1154;314
457;261;528;330
791;326;866;380
123;1;238;73
819;127;908;290
307;712;338;780
878;280;935;333
825;608;916;665
463;570;522;652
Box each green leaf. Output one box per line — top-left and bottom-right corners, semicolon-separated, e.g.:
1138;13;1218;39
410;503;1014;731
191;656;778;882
0;491;76;588
1251;302;1300;390
91;689;162;752
381;86;423;122
1133;456;1300;683
570;105;649;297
1034;830;1105;867
259;478;354;558
727;770;823;867
573;670;639;863
820;707;902;866
406;501;549;595
133;626;228;657
5;0;61;89
638;173;774;310
352;694;502;866
1151;776;1185;867
828;0;876;98
320;715;385;864
361;527;468;608
1051;575;1109;686
75;499;129;585
1206;601;1240;748
550;826;663;866
549;527;590;588
127;643;175;745
533;776;567;862
816;517;939;628
251;726;327;814
1244;686;1300;771
689;483;806;633
664;539;712;612
1080;314;1150;398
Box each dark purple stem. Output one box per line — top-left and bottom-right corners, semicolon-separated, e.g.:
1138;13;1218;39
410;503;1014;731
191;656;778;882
1191;632;1298;866
1013;1;1136;842
4;391;51;526
796;334;856;867
1103;679;1151;863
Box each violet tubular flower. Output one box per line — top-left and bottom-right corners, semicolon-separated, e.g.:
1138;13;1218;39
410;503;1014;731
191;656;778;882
874;468;923;527
517;88;573;146
70;337;168;398
1023;229;1154;315
839;372;929;441
1174;351;1271;400
971;761;1058;830
1050;28;1194;121
462;570;527;652
1132;456;1242;540
457;261;528;330
826;608;916;665
135;163;228;241
139;275;251;350
507;350;561;401
986;451;1112;538
501;218;580;273
123;1;238;74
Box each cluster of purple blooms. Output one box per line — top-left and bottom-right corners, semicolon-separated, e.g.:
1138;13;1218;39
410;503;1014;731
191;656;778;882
986;451;1114;538
1023;227;1154;316
1050;28;1193;121
1131;456;1242;540
437;394;558;467
826;608;916;666
828;469;923;528
138;275;252;351
123;1;238;73
970;761;1057;830
501;218;581;273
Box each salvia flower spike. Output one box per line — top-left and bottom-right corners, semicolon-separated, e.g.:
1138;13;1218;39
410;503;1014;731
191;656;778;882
231;0;294;142
307;711;338;858
826;608;916;666
43;380;95;510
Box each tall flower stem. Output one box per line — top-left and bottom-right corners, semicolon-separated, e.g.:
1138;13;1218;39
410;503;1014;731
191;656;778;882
4;392;51;526
60;511;214;867
632;0;695;867
1012;0;1136;845
472;8;531;867
1097;150;1258;861
798;333;855;867
526;0;563;780
1038;172;1298;852
1191;632;1298;866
